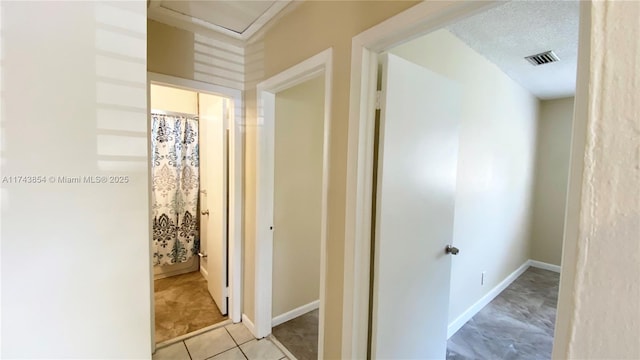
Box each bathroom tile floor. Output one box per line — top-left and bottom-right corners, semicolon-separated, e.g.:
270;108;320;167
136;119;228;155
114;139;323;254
155;271;227;343
153;323;291;360
447;267;560;360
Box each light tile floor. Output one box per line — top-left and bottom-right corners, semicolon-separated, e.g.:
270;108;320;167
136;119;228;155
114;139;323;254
153;323;291;360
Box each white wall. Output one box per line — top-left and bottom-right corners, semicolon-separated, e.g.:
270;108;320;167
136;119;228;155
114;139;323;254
391;29;539;325
1;1;151;358
272;76;324;318
530;97;574;266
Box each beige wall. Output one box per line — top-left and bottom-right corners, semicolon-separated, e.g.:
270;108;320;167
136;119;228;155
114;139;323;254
243;2;419;356
148;20;195;80
530;97;574;266
150;84;198;114
390;29;539;326
554;1;640;358
272;76;324;318
148;20;245;90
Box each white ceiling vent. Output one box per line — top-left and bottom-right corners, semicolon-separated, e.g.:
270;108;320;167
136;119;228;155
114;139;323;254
525;51;560;66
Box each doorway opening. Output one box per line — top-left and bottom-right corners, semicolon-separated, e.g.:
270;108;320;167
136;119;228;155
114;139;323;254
270;74;325;360
253;49;332;360
370;2;578;358
148;73;243;348
343;1;586;359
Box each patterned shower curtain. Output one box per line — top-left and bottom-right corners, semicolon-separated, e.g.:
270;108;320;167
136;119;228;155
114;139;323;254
151;113;200;266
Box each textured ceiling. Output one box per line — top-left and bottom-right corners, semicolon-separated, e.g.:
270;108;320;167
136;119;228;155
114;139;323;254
161;1;276;34
447;1;579;99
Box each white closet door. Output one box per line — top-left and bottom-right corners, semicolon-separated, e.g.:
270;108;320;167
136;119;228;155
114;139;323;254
370;53;461;359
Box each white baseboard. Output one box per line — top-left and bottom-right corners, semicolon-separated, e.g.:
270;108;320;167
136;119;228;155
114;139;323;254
528;259;561;273
447;261;530;339
153;257;199;280
242;314;258;338
447;259;563;339
272;300;320;327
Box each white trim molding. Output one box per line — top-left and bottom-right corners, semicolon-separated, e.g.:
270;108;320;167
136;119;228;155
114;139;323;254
148;1;292;43
272;300;320;327
242;314;257;336
148;72;244;327
254;48;333;360
529;260;562;273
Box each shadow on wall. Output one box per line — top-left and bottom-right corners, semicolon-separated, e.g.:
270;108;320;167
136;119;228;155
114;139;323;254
2;1;151;358
147;20;246;91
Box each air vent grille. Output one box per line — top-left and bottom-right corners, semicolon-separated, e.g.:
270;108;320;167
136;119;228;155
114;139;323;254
525;51;559;66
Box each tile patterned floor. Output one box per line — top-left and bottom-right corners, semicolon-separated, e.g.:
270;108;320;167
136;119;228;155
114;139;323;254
155;271;228;343
153;323;291;360
446;267;560;360
155;267;557;360
272;309;318;360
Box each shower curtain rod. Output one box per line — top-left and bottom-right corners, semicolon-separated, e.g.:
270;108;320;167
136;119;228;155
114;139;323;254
151;109;199;120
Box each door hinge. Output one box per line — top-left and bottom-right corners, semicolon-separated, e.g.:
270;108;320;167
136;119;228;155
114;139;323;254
224;286;229;298
375;90;383;110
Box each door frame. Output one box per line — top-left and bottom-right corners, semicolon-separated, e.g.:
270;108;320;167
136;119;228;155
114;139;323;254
342;1;592;358
147;72;244;345
253;48;333;359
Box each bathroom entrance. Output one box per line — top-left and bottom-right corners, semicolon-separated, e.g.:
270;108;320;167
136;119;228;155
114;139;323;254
148;73;243;346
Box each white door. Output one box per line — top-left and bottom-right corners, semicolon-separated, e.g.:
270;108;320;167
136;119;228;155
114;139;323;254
199;94;229;315
370;53;461;359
